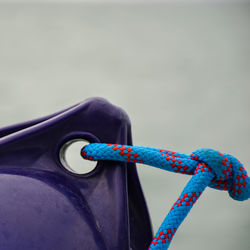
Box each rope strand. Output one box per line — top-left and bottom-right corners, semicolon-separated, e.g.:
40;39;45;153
81;143;250;250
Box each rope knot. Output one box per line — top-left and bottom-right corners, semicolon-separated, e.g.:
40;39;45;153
191;148;250;201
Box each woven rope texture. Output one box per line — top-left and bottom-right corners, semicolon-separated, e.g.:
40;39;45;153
81;143;250;250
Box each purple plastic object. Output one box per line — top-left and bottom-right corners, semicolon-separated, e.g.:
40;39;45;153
0;98;153;250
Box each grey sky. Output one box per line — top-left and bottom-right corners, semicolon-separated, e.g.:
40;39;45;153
0;0;250;3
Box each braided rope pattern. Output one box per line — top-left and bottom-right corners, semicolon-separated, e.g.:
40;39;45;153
81;143;250;250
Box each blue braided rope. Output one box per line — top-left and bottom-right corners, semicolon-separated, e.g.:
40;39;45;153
81;143;250;250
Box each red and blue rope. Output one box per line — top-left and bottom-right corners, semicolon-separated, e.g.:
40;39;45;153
81;143;250;249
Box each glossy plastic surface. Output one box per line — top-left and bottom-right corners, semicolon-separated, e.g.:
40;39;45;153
0;98;152;250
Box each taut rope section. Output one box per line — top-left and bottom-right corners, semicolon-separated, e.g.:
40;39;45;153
81;143;250;250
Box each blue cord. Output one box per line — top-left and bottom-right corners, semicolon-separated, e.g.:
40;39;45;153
81;143;250;249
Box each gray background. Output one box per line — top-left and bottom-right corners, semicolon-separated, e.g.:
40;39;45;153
0;1;249;249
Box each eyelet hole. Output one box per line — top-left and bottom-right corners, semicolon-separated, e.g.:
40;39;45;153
59;139;97;175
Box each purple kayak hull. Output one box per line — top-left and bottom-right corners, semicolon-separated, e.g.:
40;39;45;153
0;98;152;250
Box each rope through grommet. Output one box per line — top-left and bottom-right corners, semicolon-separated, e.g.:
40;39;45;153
81;143;250;250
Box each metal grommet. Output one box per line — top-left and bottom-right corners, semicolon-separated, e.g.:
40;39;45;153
59;139;97;175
